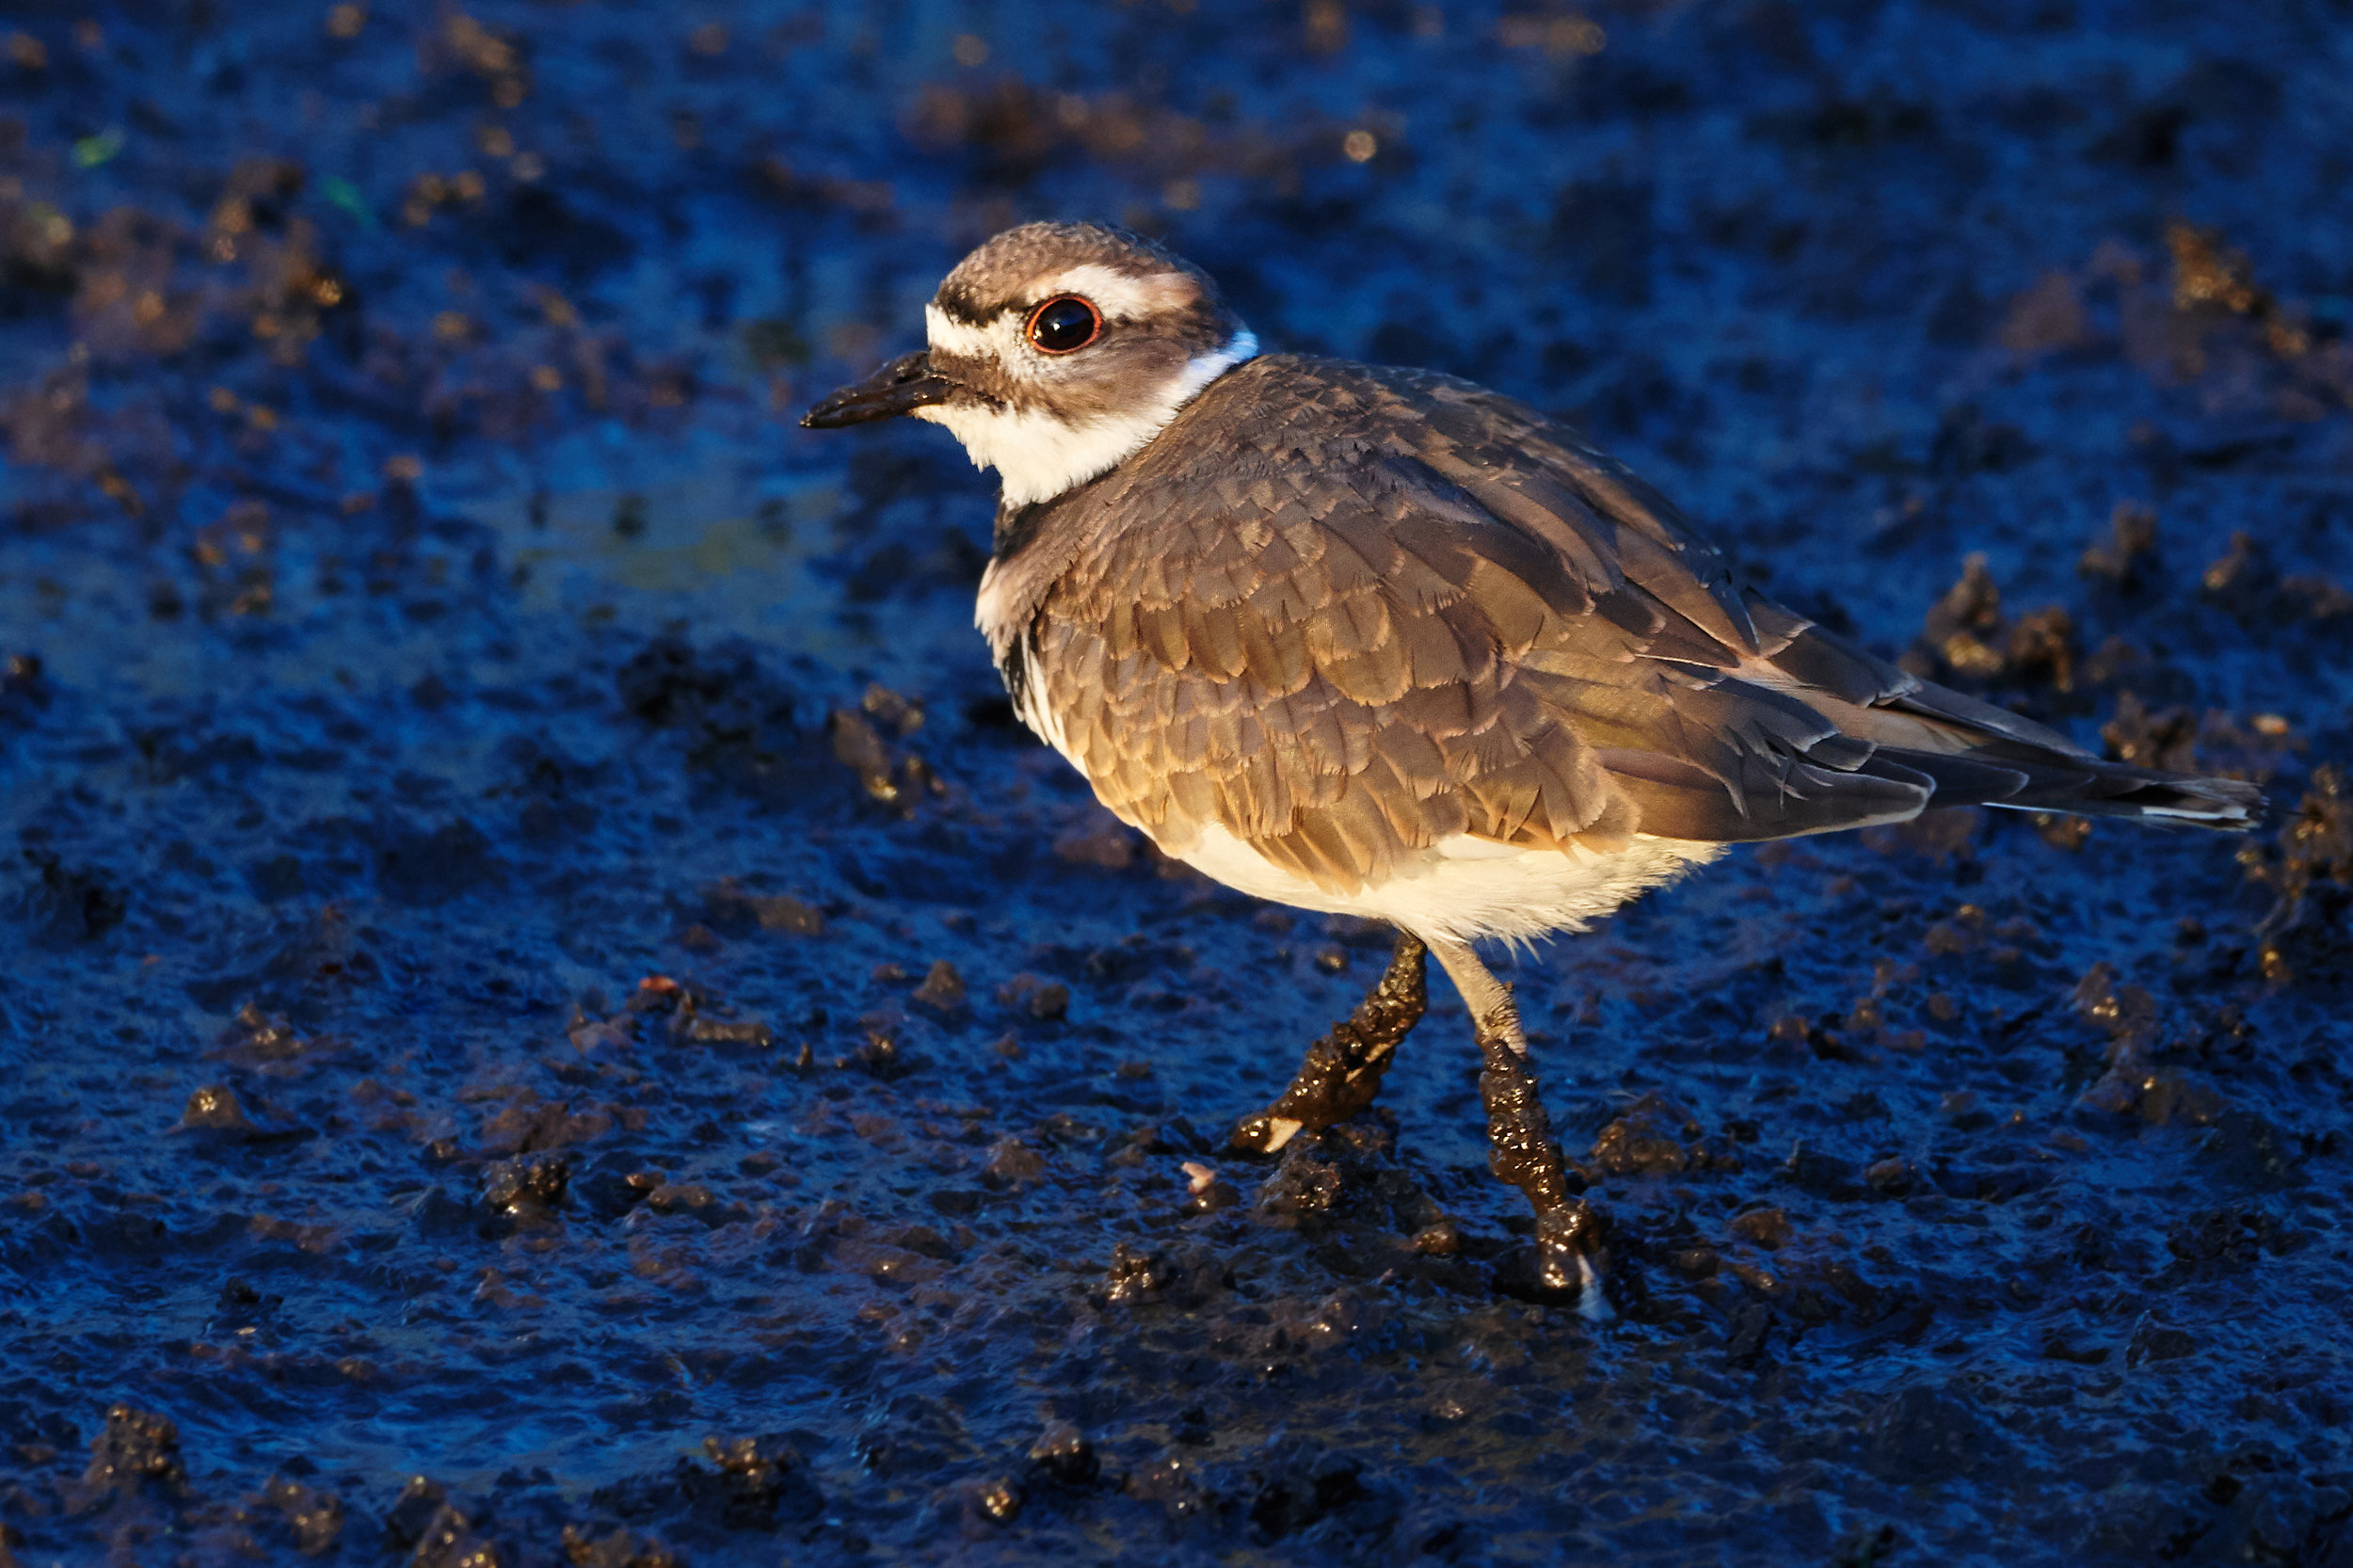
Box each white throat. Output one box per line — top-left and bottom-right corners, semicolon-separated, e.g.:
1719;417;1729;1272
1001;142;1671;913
914;326;1258;508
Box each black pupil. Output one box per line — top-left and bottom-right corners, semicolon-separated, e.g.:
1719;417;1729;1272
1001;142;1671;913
1032;297;1096;351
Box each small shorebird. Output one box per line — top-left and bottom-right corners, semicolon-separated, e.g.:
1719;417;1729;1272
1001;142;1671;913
805;222;2260;1314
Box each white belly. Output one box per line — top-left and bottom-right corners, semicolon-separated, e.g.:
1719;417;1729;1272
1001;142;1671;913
1175;823;1722;946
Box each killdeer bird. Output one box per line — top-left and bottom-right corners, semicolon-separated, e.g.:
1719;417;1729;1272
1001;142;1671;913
804;222;2261;1314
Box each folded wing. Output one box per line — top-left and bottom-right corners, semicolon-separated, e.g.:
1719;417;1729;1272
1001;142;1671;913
1022;357;2258;895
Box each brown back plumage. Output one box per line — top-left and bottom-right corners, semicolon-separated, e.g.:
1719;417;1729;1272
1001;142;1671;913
998;355;2257;895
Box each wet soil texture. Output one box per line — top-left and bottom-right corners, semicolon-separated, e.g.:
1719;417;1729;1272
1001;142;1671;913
5;3;2353;1564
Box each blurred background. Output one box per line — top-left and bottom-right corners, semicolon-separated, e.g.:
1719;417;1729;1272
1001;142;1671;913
3;3;2350;1565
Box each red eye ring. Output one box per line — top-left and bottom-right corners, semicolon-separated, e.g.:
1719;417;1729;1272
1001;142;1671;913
1025;295;1103;354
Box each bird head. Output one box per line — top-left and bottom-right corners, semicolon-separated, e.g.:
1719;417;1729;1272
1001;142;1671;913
802;222;1257;506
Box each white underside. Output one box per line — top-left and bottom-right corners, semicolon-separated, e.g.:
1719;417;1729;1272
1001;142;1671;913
1176;821;1722;945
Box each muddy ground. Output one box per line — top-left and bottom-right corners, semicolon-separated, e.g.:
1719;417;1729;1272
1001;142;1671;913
4;2;2352;1564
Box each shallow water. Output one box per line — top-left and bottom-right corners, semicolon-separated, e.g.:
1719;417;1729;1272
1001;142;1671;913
3;2;2351;1563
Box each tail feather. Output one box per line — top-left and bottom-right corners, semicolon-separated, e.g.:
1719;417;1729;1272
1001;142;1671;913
1852;699;2263;830
1867;742;2264;827
1757;622;2265;832
2005;763;2263;827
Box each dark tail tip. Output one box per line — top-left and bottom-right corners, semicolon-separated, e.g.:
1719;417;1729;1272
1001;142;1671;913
2105;774;2265;830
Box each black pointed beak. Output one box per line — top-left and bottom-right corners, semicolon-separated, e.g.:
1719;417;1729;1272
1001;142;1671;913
799;350;955;429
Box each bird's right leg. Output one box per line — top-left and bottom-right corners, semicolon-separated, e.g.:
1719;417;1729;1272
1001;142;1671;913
1231;929;1427;1154
1425;937;1611;1320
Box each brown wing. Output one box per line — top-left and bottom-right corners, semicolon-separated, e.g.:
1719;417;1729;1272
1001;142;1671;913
1023;357;2253;895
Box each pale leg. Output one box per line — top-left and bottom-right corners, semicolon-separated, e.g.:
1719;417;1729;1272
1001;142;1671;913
1425;937;1610;1321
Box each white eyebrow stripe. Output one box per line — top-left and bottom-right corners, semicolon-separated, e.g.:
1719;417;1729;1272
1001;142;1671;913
922;262;1209;366
1029;263;1200;321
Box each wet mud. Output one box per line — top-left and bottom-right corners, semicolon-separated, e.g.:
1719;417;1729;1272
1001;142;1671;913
4;2;2352;1564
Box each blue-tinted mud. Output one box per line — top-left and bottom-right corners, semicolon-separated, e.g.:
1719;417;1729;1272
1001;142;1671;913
3;3;2352;1564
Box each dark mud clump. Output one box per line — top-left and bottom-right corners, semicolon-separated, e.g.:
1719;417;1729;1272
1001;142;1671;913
4;3;2351;1565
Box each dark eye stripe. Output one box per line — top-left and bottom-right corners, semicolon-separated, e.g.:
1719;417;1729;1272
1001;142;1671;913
1026;296;1102;354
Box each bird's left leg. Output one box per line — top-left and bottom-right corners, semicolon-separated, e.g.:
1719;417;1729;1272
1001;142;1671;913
1231;929;1426;1154
1425;936;1610;1320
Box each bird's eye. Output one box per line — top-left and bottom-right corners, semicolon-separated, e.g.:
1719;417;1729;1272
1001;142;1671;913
1025;296;1102;354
